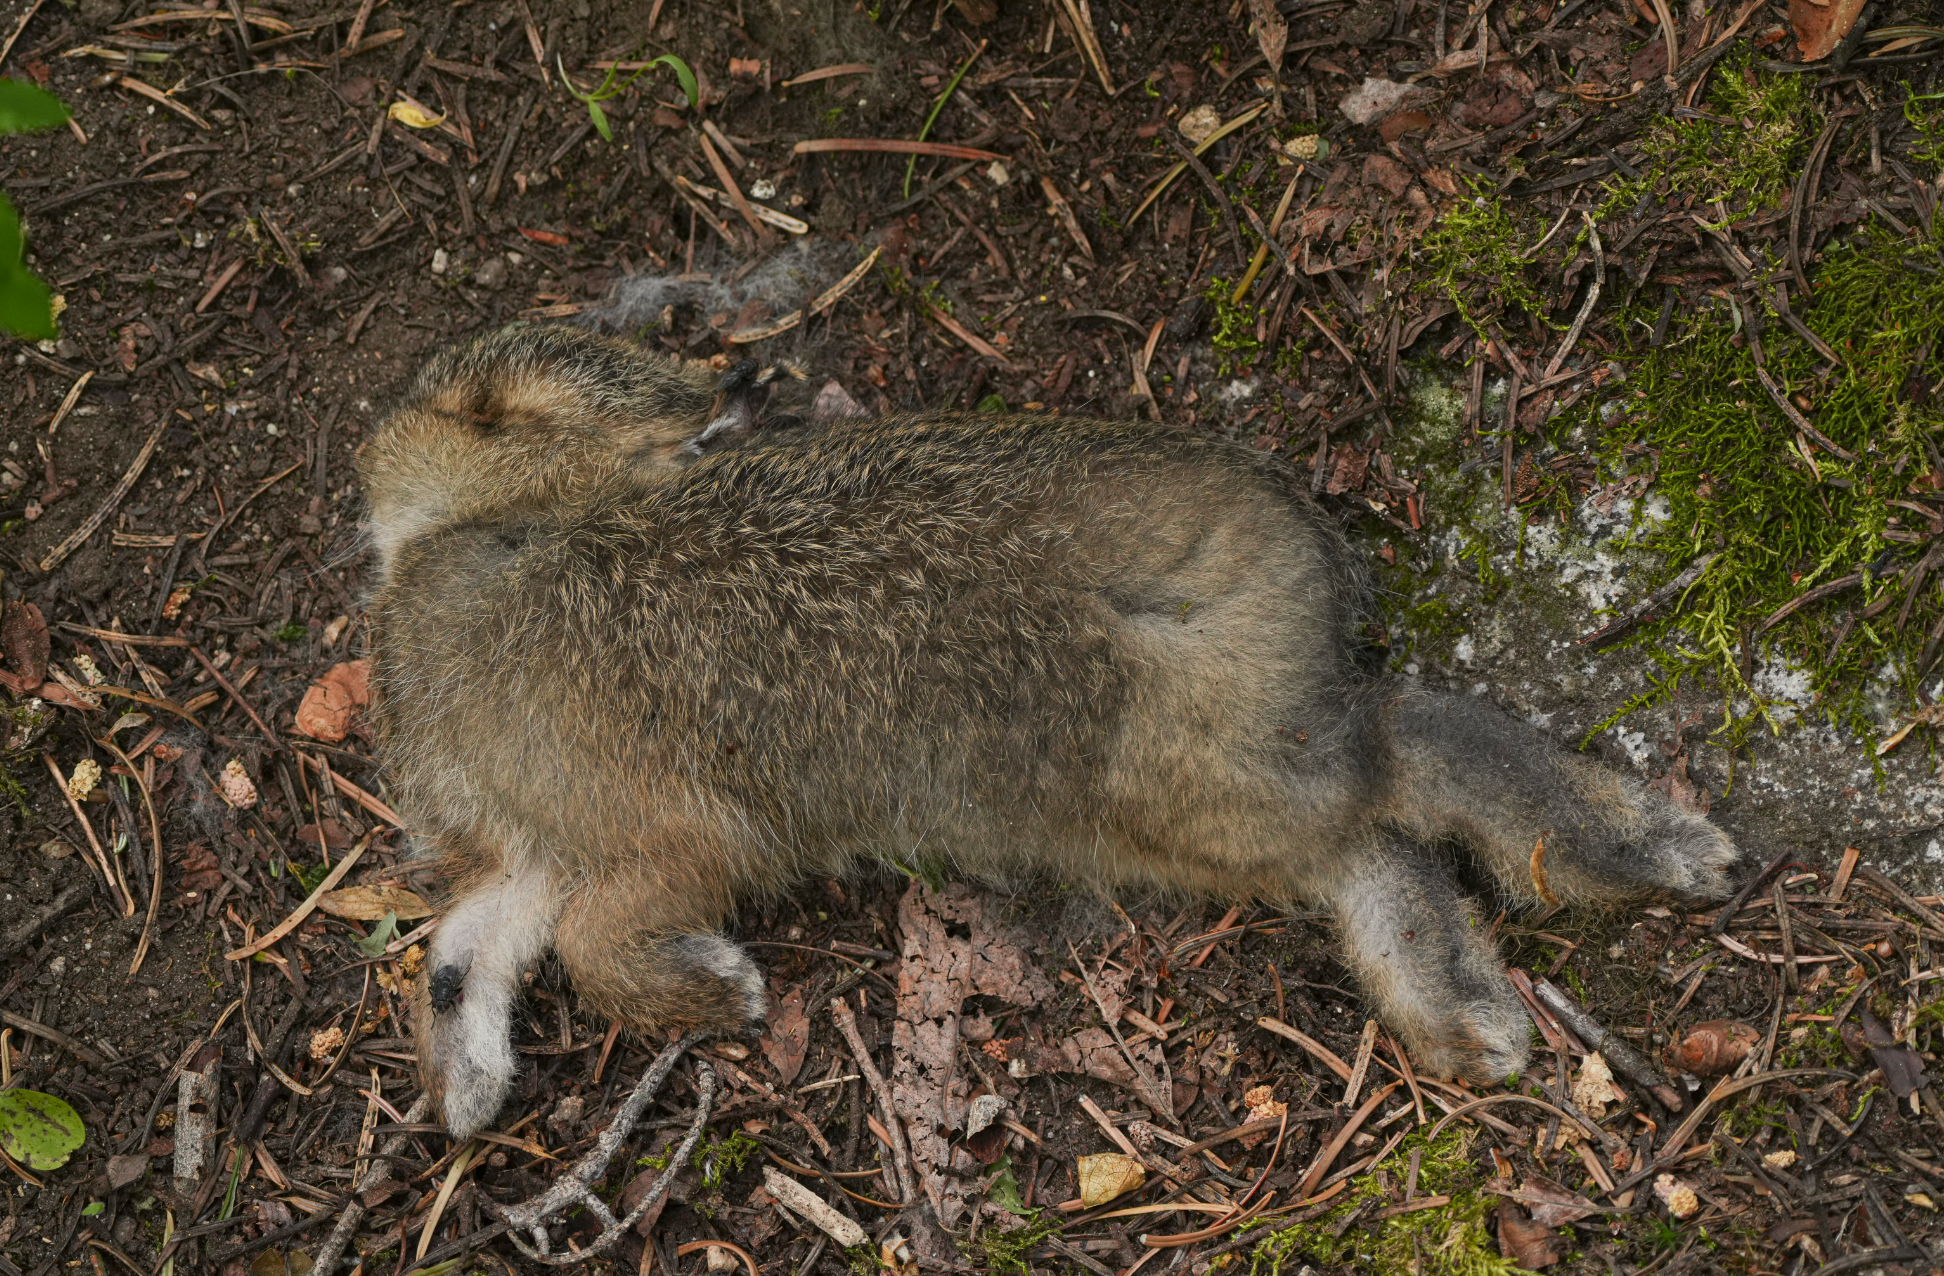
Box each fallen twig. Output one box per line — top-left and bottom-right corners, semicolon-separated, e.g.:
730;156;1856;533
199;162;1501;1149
830;994;914;1205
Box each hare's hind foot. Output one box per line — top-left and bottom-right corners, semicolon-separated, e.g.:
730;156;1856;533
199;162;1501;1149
414;867;559;1140
1321;831;1530;1085
1386;689;1747;909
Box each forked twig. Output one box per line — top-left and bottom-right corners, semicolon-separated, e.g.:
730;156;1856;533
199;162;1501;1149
491;1032;717;1264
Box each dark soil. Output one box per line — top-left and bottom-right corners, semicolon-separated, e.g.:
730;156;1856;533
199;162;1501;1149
0;0;1941;1272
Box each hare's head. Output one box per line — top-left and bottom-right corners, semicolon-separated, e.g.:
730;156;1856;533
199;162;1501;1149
360;324;716;575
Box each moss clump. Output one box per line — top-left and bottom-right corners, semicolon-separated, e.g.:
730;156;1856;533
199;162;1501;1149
977;1211;1062;1276
1247;1126;1521;1276
1207;277;1263;374
1419;180;1550;339
1584;221;1944;746
1624;56;1816;212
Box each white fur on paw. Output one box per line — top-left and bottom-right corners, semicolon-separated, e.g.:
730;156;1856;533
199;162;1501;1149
430;1007;517;1139
1649;811;1742;899
671;934;768;1023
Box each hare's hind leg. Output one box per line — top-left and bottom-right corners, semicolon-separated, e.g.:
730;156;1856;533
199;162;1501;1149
554;878;767;1037
415;864;559;1139
1384;689;1744;908
1308;830;1531;1084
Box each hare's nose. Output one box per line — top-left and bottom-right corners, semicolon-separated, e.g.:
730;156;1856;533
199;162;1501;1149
429;962;468;1012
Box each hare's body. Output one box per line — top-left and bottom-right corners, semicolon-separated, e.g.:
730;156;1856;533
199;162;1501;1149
365;325;1744;1140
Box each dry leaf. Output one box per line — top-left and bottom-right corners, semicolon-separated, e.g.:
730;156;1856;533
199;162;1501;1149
1569;1053;1626;1120
1857;1006;1930;1098
316;885;433;920
1669;1019;1758;1076
1077;1153;1145;1207
962;1093;1009;1165
0;600;49;694
1495;1199;1568;1268
294;659;371;742
387;99;445;128
761;985;809;1086
890;882;1057;1227
1247;0;1288;69
1789;0;1867;59
1507;1175;1600;1228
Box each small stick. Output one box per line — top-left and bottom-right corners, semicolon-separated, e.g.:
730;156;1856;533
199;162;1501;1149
224;831;371;960
1255;1016;1352;1080
1296;1081;1401;1199
96;734;165;975
43;752;133;916
1752;365;1856;462
39;419;166;573
0;882;89;963
698;132;771;245
1343;1019;1378;1108
45;370;92;436
1386;1034;1427;1126
1829;846;1861;902
0;1008;108;1068
190;645;285;750
1163;132;1245;268
0;0;48;70
791;138;1004;161
296;749;406;827
1076;1093;1141;1158
1856;864;1944;934
1711;850;1793;934
829;995;914;1205
1531;977;1683;1111
1542;214;1602;380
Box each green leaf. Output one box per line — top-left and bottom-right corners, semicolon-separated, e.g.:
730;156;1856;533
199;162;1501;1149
0;80;68;135
0;191;56;340
654;54;698;109
355;911;399;957
81;1202;104;1216
0;1089;86;1170
274;622;308;643
587;99;611;143
0;263;55;341
291;861;331;894
985;1154;1031;1216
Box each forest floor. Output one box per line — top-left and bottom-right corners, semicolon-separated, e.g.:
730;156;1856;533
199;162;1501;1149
0;0;1942;1272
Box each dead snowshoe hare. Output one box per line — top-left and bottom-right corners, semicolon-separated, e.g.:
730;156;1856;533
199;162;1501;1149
363;323;1745;1140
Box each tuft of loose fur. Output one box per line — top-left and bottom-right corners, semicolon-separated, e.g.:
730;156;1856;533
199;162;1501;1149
366;324;1749;1139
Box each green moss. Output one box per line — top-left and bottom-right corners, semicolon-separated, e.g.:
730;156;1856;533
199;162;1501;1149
691;1129;758;1191
1419;180;1549;339
1583;221;1944;746
1207;277;1262;374
978;1211;1063;1276
1633;56;1814;211
1247;1127;1520;1276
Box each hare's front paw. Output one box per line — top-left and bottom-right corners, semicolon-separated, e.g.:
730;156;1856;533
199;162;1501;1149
1397;985;1531;1087
416;964;520;1141
1632;802;1746;901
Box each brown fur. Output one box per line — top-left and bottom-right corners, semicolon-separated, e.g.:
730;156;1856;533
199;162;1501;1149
365;324;1745;1138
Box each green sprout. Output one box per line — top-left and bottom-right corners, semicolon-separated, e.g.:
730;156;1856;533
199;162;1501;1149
0;78;70;339
556;51;698;143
